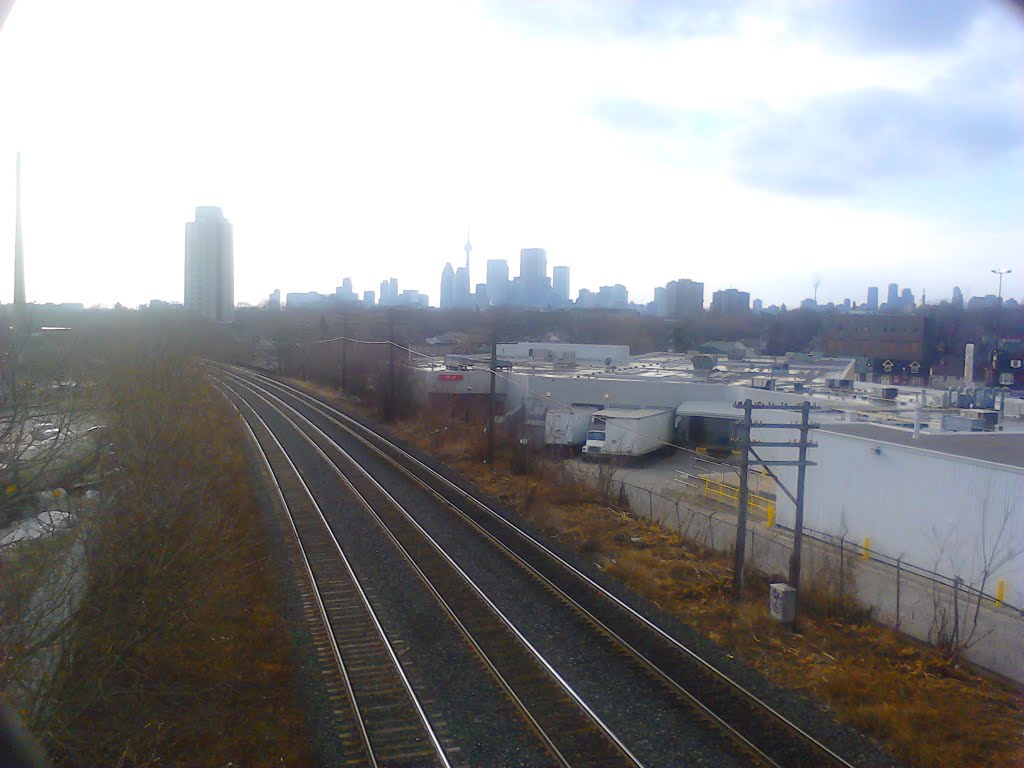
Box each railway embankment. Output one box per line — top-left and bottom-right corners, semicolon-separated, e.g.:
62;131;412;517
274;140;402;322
3;359;313;766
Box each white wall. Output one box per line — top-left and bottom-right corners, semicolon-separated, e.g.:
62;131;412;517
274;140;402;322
777;430;1024;602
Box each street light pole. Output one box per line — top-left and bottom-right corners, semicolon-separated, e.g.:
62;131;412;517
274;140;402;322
992;268;1012;349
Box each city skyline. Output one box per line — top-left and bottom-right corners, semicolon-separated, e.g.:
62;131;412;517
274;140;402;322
272;239;1013;315
0;1;1021;309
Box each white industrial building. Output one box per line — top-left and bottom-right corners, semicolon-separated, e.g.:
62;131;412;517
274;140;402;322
776;424;1024;605
413;347;1024;601
497;343;630;367
407;344;1024;678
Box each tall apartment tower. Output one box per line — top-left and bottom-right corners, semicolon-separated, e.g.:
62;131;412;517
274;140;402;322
552;266;570;303
184;206;234;321
866;286;879;310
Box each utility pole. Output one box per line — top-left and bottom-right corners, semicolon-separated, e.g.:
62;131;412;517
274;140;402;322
733;400;819;620
992;268;1011;350
731;399;752;601
486;326;497;466
341;311;349;392
386;310;396;422
790;400;812;590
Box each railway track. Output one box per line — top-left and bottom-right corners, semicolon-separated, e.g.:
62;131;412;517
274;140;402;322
221;385;456;768
214;363;859;768
217;374;644;768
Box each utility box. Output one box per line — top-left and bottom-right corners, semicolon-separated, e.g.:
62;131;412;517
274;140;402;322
769;583;797;623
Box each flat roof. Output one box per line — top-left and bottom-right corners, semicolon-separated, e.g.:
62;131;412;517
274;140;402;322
675;401;744;419
821;423;1024;469
594;407;675;418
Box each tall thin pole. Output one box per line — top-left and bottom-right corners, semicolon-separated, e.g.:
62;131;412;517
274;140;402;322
732;399;752;602
341;311;349;392
789;401;811;594
386;310;396;422
992;268;1011;350
13;153;26;333
486;326;497;466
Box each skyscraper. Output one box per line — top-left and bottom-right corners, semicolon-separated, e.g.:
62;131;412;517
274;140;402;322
664;279;704;317
486;259;509;306
440;263;455;308
887;283;899;308
520;248;546;284
516;248;550;306
454;266;470;307
900;288;914;310
184;206;234;321
552;266;570;303
866;286;879;310
379;279;390;305
952;286;964;309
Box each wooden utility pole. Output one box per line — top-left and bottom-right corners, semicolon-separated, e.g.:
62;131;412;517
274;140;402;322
486;327;497;466
790;400;812;590
386;310;396;422
340;311;349;392
733;399;819;620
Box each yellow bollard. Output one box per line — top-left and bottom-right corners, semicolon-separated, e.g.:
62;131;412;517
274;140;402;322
862;537;871;560
995;579;1006;607
767;505;776;527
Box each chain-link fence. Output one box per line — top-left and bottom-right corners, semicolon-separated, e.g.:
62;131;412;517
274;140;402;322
562;463;1022;624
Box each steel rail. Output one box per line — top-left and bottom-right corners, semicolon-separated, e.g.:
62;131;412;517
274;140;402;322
214;382;378;768
222;363;857;768
214;377;452;768
223;370;645;768
222;373;776;766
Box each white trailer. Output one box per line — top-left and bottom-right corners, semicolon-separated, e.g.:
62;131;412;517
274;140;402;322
544;407;598;447
582;407;676;458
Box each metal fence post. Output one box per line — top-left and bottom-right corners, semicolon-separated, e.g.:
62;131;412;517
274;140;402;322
839;534;845;606
896;556;902;629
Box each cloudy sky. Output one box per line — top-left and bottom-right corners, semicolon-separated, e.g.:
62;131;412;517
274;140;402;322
0;0;1021;309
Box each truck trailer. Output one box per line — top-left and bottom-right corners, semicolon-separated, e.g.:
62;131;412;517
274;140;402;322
582;407;676;459
544;407;598;452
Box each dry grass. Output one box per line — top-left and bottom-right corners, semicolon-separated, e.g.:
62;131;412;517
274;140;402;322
319;404;1024;768
35;360;313;766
